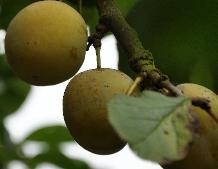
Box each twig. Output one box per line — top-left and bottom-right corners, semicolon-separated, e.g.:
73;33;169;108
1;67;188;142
87;21;108;51
95;0;155;74
160;80;183;97
95;0;180;93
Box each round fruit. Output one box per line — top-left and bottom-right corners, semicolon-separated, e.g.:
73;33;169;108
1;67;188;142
164;83;218;169
63;68;137;155
5;0;87;86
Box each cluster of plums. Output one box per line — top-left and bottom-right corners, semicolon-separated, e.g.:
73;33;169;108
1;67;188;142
5;0;132;154
5;1;218;168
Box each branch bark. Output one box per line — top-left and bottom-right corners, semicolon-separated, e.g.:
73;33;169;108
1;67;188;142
95;0;184;96
95;0;156;74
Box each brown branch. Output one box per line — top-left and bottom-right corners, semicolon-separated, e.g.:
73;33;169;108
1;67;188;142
95;0;183;95
95;0;183;96
86;22;108;51
160;80;183;97
95;0;156;74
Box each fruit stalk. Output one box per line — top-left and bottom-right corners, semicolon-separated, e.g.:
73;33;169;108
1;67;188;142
126;75;143;96
96;47;101;69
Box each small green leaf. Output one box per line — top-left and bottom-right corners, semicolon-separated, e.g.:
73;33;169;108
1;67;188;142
108;91;193;164
23;125;72;146
28;151;91;169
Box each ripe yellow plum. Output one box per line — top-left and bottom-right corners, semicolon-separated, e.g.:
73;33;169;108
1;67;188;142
5;0;87;85
63;68;137;155
164;83;218;169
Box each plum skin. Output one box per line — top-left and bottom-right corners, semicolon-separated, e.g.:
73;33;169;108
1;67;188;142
5;0;87;86
63;68;137;155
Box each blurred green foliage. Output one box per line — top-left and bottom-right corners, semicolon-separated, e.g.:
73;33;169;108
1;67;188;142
119;0;218;93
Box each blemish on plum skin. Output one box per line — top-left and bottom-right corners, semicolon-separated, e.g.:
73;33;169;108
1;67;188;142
70;47;77;60
104;84;110;88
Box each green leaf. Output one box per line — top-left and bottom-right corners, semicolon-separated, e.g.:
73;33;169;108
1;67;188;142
108;91;193;164
0;55;30;118
28;151;91;169
119;0;218;92
23;125;73;146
